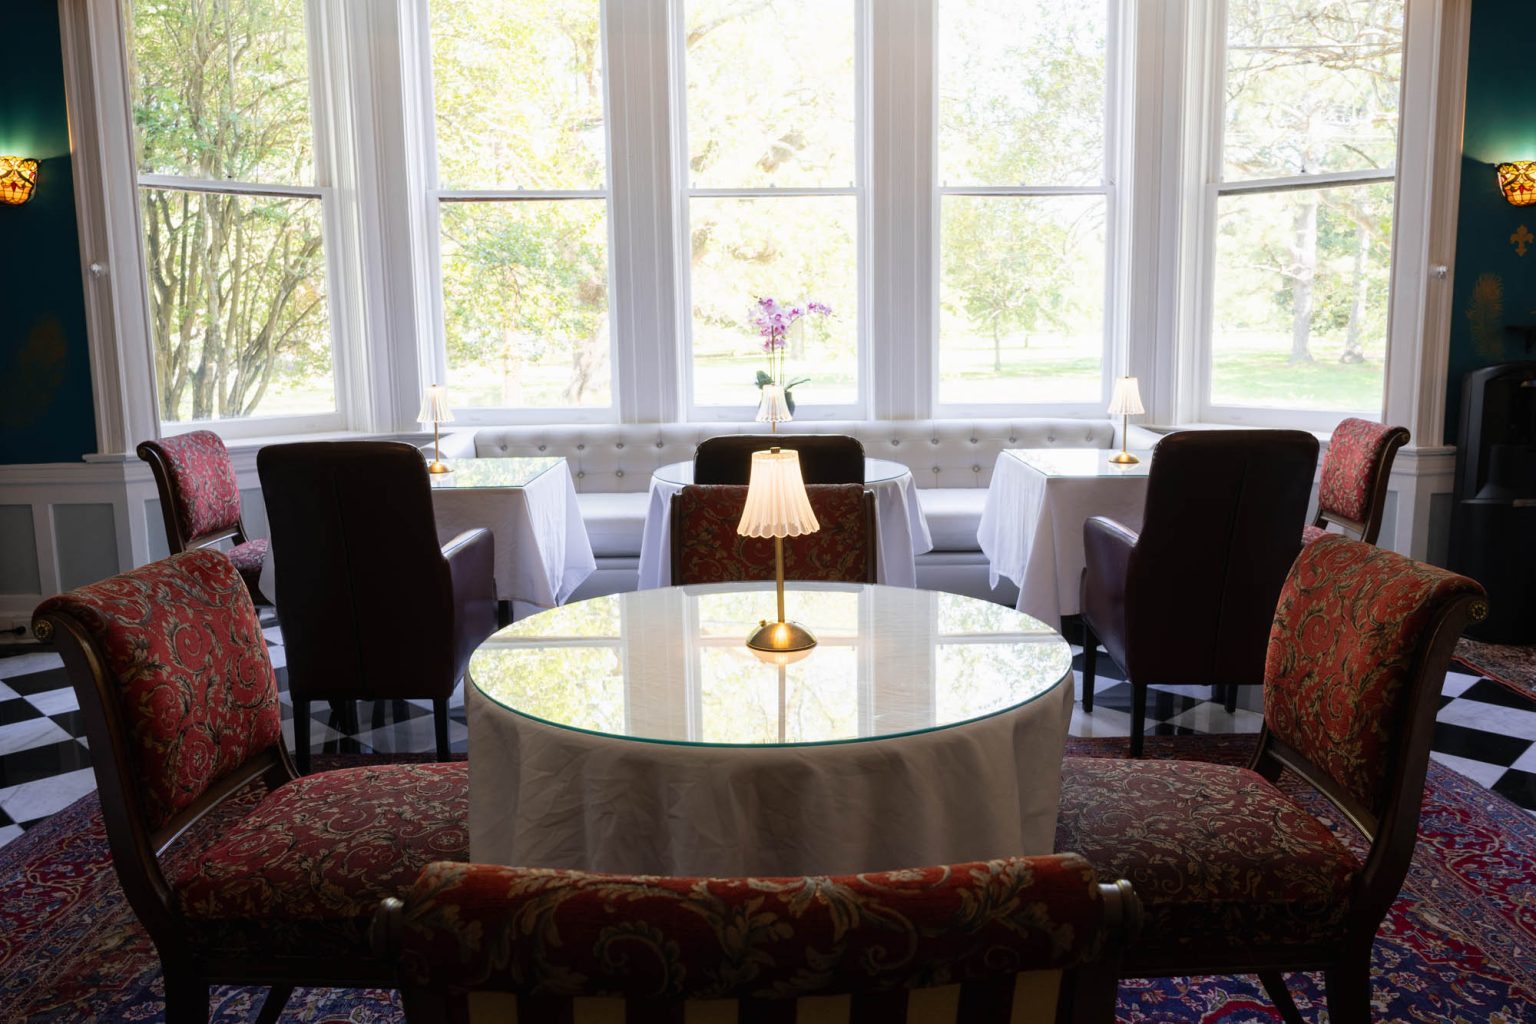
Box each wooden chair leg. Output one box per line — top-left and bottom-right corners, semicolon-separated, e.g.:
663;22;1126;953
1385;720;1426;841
1129;684;1147;758
342;700;361;752
254;985;294;1024
1324;956;1374;1024
161;967;210;1024
1257;971;1305;1024
293;699;311;774
434;696;451;760
1081;623;1098;712
394;698;410;721
372;699;386;729
1224;683;1238;713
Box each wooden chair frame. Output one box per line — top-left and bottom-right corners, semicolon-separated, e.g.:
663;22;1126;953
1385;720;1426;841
1311;424;1410;545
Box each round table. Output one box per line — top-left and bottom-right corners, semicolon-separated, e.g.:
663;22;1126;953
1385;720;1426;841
635;458;933;590
467;582;1074;876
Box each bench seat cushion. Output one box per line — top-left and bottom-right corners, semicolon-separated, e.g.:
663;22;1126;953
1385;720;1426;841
916;488;988;552
576;492;650;558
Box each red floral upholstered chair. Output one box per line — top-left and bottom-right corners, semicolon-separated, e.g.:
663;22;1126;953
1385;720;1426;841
137;430;270;604
1304;418;1410;546
671;483;878;584
1056;536;1485;1024
375;855;1140;1024
32;550;469;1024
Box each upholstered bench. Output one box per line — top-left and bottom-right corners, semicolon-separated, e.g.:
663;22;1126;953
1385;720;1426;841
439;419;1131;602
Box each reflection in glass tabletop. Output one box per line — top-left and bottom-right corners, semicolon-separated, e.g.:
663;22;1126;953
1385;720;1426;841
1005;448;1153;478
470;582;1071;747
652;458;911;487
430;455;564;489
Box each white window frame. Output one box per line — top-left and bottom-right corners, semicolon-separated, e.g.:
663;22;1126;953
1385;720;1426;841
1184;0;1412;432
671;0;872;423
931;0;1128;419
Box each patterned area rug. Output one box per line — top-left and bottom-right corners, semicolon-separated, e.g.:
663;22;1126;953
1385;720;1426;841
1456;636;1536;705
1;738;1533;1023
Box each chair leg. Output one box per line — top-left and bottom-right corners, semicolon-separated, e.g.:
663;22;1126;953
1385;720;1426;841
1324;956;1374;1024
161;967;210;1024
254;985;294;1024
341;700;361;752
1257;971;1305;1024
1081;623;1098;712
434;697;451;760
1129;684;1147;758
394;698;410;722
293;699;311;774
1224;683;1238;714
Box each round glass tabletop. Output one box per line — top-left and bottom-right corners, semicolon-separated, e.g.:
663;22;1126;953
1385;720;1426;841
470;582;1071;748
651;458;910;487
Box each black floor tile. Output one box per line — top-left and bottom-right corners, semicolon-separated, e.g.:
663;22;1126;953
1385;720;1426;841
1459;678;1536;712
0;700;45;726
1431;721;1532;768
1490;768;1536;812
2;667;73;697
0;739;94;789
0;805;12;827
1086;682;1202;720
48;710;85;737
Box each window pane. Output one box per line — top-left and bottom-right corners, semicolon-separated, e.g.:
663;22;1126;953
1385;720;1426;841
124;0;314;185
1223;0;1403;182
440;200;611;409
140;188;333;422
430;0;604;190
1209;182;1393;411
938;0;1106;187
689;196;857;408
684;0;855;189
939;195;1105;405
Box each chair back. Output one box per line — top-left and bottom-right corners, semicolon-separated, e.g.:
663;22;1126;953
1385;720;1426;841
671;484;877;584
1314;418;1410;543
1124;429;1318;687
694;433;865;484
136;430;246;550
32;550;291;860
378;855;1138;1024
1259;535;1485;833
257;441;456;703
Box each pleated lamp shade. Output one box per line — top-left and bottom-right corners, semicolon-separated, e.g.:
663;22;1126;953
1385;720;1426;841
417;384;455;425
755;383;792;424
1107;376;1145;416
738;449;820;539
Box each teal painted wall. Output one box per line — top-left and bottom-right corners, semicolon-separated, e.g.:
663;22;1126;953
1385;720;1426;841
1445;0;1536;444
0;5;95;464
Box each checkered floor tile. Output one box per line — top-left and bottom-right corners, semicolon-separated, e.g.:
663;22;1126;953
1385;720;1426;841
2;631;1533;851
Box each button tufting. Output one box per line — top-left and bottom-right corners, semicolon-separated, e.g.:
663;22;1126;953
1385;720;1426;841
972;464;981;472
932;466;940;473
615;470;624;477
891;439;901;446
1047;436;1056;443
656;441;664;448
930;438;939;445
577;444;586;450
577;470;586;478
969;438;977;444
616;442;624;449
538;444;546;451
1009;436;1017;443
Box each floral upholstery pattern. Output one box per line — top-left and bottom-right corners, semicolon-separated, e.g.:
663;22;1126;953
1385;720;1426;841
1265;534;1484;817
145;430;244;541
1317;417;1404;525
1300;523;1330;546
177;762;468;958
32;550;281;831
389;854;1111;1015
674;484;873;584
1054;757;1359;958
225;539;269;599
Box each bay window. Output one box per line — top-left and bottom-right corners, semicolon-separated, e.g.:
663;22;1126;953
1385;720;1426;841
82;0;1440;441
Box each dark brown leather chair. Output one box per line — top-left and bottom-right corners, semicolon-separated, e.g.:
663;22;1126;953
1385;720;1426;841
257;442;497;771
693;433;865;485
1079;429;1319;756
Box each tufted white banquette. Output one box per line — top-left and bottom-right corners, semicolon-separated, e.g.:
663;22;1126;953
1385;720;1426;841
440;419;1124;601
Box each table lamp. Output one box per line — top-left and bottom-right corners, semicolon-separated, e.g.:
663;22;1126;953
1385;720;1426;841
417;383;455;475
755;382;792;434
1107;376;1144;465
738;447;820;653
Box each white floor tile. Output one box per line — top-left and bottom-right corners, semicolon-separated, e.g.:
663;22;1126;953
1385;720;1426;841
0;652;64;681
1164;704;1264;735
1508;743;1536;775
263;626;285;645
354;717;468;754
0;768;97;823
1436;699;1536;741
1430;751;1511;789
1440;671;1481;698
25;687;79;717
0;718;74;757
0;823;24;849
0;681;18;702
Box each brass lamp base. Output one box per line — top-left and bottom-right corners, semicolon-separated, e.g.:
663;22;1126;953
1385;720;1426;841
746;619;818;653
1108;449;1140;465
427;460;453;474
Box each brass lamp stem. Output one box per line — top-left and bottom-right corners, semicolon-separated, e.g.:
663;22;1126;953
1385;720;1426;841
1109;411;1139;465
775;535;785;623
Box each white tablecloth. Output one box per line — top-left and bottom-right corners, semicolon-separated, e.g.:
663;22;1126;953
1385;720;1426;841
636;459;932;589
429;460;596;616
976;451;1150;628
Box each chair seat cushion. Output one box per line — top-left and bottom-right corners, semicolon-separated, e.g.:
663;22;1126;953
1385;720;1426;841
1301;524;1331;546
226;538;268;599
173;762;468;957
1054;757;1360;964
915;488;987;552
575;492;649;558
